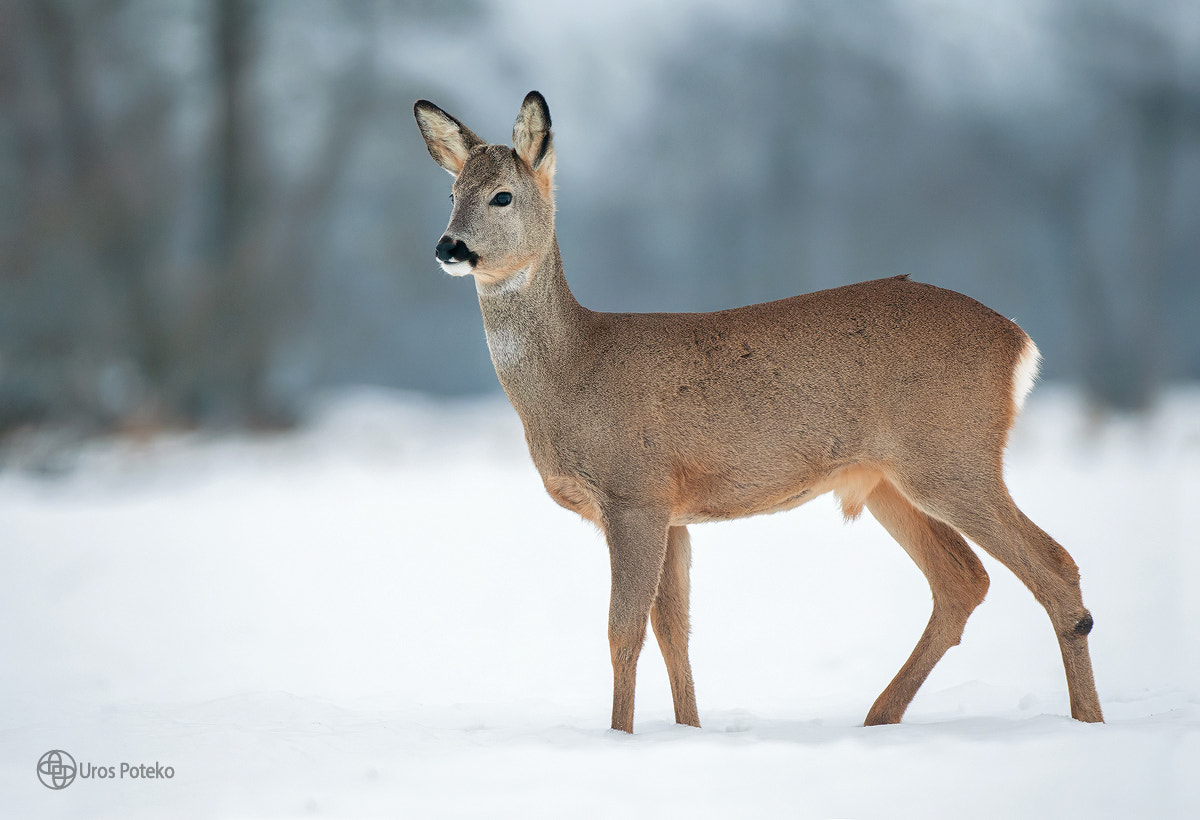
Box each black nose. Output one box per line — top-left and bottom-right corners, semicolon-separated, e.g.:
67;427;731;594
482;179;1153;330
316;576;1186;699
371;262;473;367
435;236;473;264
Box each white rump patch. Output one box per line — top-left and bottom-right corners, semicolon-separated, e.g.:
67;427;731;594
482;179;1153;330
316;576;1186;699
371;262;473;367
1011;337;1041;414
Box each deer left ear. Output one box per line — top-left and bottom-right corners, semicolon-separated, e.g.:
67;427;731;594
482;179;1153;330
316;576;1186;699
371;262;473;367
513;91;555;198
414;99;485;177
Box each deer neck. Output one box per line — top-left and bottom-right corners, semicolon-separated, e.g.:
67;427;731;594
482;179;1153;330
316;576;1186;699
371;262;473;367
476;236;590;401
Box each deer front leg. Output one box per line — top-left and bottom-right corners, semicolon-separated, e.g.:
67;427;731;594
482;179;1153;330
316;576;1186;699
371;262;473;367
651;525;699;727
604;507;670;733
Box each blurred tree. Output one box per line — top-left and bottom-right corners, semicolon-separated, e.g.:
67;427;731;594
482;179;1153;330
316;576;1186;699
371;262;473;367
0;0;450;436
1050;0;1200;412
1;0;1196;444
0;0;179;432
193;0;374;427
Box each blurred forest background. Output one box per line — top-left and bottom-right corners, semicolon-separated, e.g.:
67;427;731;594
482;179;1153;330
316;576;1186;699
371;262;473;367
1;0;1198;441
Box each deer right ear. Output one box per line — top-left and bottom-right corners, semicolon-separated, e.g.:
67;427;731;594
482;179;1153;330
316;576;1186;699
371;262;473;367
414;100;486;177
512;91;555;200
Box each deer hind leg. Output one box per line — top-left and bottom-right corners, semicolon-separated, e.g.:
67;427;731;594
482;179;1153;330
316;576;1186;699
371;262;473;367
650;525;700;727
863;479;991;726
898;472;1104;724
603;507;671;733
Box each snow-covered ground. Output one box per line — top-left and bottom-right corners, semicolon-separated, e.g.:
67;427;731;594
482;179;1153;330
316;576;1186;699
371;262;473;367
2;386;1198;818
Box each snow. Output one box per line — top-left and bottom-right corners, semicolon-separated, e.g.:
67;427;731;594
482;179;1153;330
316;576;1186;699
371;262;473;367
2;386;1198;818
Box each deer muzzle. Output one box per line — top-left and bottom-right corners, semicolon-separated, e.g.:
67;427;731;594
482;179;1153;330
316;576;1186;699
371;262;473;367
435;236;475;266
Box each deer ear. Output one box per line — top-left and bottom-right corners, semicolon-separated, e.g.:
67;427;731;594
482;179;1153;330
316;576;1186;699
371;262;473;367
414;100;485;177
513;91;555;196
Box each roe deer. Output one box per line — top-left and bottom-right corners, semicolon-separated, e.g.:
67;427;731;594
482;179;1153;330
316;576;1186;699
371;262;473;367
413;91;1103;733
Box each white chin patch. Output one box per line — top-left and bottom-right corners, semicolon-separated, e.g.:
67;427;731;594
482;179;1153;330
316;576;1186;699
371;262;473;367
438;259;474;277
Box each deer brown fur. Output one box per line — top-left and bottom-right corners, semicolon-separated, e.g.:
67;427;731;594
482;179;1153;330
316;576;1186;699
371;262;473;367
414;91;1103;733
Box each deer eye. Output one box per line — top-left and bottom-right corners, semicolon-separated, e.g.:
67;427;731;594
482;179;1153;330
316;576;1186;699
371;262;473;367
490;191;513;207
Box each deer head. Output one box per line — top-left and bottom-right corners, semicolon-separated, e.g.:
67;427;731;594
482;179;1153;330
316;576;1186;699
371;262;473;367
414;91;557;291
